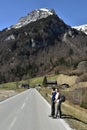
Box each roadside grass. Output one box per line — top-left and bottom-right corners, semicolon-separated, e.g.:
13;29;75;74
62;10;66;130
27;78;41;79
0;81;27;92
62;102;87;130
0;82;18;90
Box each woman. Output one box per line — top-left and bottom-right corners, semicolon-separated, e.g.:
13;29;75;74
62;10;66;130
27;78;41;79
55;88;62;118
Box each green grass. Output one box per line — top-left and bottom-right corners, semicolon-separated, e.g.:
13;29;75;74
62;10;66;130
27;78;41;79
46;74;59;80
0;74;59;89
0;82;18;90
19;75;58;87
0;74;59;90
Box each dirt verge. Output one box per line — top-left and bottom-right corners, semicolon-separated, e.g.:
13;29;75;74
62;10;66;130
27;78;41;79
0;90;17;101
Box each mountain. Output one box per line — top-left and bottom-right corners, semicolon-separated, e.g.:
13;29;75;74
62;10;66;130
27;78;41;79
0;8;87;83
73;24;87;35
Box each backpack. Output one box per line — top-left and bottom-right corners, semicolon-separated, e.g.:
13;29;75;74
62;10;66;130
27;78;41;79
59;95;66;102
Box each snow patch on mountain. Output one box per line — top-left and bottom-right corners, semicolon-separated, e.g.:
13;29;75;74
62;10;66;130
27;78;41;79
73;24;87;35
8;8;55;30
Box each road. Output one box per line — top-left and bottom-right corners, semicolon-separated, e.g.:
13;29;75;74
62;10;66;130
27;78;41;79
0;88;73;130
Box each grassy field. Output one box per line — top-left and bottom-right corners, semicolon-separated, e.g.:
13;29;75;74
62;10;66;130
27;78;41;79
0;82;18;90
0;74;59;89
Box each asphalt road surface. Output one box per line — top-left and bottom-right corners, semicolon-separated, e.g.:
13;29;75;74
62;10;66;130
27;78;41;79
0;88;73;130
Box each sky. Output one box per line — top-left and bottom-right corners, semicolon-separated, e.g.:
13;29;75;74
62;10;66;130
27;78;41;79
0;0;87;30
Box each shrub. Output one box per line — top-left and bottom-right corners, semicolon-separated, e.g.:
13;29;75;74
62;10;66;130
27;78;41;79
76;73;87;83
80;87;87;108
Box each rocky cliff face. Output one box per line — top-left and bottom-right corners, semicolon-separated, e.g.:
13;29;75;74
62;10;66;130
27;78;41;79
0;8;87;83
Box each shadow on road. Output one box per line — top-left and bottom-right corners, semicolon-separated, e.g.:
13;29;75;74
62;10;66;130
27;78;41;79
62;114;87;125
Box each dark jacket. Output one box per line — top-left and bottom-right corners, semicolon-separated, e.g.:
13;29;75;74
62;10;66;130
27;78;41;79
52;91;56;102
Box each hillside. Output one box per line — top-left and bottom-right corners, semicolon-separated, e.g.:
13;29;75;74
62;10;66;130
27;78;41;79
0;8;87;83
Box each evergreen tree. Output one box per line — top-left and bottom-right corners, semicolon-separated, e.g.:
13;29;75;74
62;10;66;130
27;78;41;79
43;76;47;86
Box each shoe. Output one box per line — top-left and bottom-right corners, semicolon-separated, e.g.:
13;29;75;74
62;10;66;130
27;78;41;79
49;115;52;117
55;114;58;118
52;115;57;118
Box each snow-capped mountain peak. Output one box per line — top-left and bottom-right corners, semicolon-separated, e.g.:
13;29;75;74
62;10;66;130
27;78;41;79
8;8;55;30
73;24;87;35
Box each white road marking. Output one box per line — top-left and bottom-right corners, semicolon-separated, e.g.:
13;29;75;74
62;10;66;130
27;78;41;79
60;119;73;130
21;102;26;109
9;117;17;130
